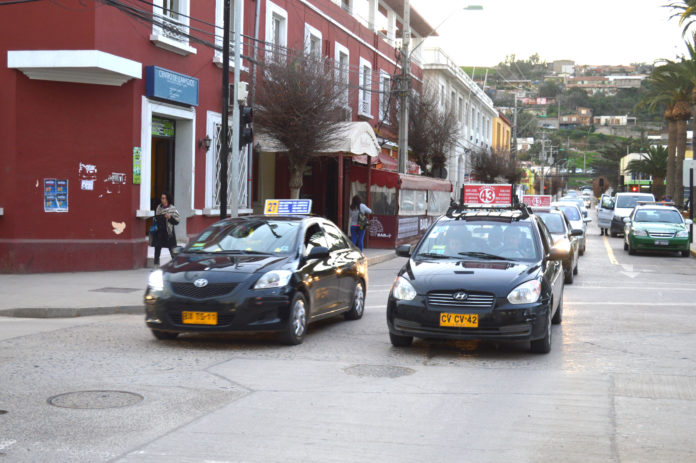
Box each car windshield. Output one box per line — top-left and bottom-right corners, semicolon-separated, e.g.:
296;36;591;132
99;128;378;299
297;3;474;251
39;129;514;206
616;195;652;209
537;213;565;234
415;220;539;261
185;219;300;255
634;209;684;224
557;205;581;221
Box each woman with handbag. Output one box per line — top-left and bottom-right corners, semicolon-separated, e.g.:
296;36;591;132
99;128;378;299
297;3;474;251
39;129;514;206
151;192;180;266
349;194;372;251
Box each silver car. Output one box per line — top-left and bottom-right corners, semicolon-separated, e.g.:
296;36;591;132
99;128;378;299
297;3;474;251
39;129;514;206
552;201;592;255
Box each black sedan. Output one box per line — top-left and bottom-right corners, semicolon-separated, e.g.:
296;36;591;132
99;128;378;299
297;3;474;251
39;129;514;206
386;205;567;353
145;216;368;344
534;209;582;284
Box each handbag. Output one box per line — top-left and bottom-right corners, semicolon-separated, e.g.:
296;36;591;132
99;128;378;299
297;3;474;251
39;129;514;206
358;212;369;230
149;223;158;235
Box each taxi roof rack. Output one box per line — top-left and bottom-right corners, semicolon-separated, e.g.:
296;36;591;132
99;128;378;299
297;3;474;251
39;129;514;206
446;200;532;222
636;201;675;206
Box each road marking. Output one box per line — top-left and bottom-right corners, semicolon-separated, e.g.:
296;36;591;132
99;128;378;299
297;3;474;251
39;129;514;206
566;301;696;306
602;235;619;265
570;285;696;291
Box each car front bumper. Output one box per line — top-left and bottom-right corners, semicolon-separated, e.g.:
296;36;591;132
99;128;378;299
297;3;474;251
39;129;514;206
386;295;551;342
628;235;690;252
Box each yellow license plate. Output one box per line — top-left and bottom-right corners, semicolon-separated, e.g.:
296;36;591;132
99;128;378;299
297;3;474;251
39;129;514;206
439;313;478;328
182;311;218;325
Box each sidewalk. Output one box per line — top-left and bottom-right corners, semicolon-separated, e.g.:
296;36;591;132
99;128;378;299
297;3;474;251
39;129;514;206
0;248;398;318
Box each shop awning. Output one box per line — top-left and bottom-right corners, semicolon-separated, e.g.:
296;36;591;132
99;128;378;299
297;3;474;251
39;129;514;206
7;50;142;86
255;121;380;157
399;173;452;192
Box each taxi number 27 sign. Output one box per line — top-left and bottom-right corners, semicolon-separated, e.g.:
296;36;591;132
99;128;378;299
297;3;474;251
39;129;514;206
463;184;512;205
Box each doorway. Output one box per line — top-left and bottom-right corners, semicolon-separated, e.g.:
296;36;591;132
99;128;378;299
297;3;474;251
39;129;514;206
150;117;176;210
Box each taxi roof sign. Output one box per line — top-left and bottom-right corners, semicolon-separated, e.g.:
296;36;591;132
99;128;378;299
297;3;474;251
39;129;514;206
522;195;551;207
264;199;312;215
462;184;513;206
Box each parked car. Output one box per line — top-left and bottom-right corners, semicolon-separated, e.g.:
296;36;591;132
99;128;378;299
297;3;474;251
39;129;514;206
535;209;582;283
552;201;591;255
386;203;567;353
623;204;693;257
597;194;615;236
144;215;368;344
581;190;592;208
610;192;656;237
560;196;589;218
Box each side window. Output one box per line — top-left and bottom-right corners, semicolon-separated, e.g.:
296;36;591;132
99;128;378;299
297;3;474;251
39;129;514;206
323;223;349;252
536;219;554;253
304;224;328;254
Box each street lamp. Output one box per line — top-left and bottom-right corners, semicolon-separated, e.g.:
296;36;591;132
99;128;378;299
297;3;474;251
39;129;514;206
397;3;483;173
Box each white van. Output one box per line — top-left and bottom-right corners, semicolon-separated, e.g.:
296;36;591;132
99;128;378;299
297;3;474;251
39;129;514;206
597;194;614;235
609;192;655;236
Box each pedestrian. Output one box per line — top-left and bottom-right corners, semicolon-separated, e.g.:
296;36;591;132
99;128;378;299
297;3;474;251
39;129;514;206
152;192;180;266
349;194;372;251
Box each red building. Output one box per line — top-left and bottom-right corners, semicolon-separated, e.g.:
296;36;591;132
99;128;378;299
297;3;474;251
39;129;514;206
0;0;438;272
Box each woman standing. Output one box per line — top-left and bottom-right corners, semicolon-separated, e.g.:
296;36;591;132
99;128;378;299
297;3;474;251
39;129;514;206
349;195;372;251
152;192;180;266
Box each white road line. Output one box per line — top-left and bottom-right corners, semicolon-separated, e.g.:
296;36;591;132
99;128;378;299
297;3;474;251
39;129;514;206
566;301;696;306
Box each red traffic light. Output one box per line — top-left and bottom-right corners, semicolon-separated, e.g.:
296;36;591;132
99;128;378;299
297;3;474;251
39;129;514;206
630;185;639;192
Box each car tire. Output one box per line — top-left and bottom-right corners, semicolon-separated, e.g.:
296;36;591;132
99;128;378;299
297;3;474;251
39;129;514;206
610;230;617;238
151;329;178;340
564;267;574;284
682;250;691;257
552;293;563;325
624;241;628;251
280;293;308;345
530;308;552;354
628;243;636;255
344;281;365;320
573;260;579;275
389;332;413;347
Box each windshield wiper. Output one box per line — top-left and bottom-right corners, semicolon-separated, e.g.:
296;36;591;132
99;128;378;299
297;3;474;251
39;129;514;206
458;251;508;260
416;252;452;259
217;249;272;255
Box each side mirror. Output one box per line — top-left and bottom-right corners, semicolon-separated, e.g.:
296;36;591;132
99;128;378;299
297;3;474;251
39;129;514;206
583;217;592;223
685;219;693;225
395;244;412;258
622;217;631;224
549;246;569;261
570;229;584;237
171;246;183;256
307;246;330;260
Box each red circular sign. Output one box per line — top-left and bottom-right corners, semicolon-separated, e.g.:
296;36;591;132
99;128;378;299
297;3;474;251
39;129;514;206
479;187;496;204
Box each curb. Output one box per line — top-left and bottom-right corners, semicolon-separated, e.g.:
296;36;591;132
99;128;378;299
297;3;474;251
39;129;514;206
0;252;399;320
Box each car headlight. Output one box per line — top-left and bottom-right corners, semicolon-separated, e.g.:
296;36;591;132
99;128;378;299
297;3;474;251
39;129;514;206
391;276;417;301
676;230;689;238
148;269;164;291
633;229;647;236
507;280;541;305
253;270;292;289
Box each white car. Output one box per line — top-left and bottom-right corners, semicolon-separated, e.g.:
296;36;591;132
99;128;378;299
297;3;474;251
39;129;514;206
552;201;592;255
609;192;655;237
597;194;615;236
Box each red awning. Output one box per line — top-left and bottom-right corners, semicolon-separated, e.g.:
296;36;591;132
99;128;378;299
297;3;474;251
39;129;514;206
373;151;398;170
399;173;452;192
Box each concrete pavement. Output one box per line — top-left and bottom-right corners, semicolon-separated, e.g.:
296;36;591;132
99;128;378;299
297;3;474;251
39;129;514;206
0;248;397;318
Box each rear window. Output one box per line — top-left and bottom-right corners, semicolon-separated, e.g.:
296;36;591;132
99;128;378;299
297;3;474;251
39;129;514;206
616;195;654;209
558;205;580;221
537;213;565;234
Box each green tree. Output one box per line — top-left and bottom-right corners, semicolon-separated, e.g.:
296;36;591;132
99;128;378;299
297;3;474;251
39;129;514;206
625;145;668;199
539;80;563;98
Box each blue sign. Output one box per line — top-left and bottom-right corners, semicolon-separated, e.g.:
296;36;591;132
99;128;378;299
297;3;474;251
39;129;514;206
146;66;198;106
264;199;312;215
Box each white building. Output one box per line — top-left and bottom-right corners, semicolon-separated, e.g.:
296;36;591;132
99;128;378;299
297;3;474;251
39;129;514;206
421;47;497;199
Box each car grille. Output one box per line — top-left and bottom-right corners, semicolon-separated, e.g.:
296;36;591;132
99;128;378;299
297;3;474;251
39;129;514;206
648;232;674;238
427;291;495;309
170;282;238;299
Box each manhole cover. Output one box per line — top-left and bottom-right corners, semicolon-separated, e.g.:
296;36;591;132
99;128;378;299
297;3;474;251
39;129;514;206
48;390;143;409
90;287;140;293
344;364;415;378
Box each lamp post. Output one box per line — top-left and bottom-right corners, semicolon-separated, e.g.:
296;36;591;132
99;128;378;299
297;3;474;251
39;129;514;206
397;4;482;174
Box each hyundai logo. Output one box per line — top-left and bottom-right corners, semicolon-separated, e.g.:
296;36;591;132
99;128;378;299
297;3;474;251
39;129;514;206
194;278;209;288
453;291;468;301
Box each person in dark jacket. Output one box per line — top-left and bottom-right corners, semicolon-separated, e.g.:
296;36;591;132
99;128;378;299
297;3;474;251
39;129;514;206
152;192;180;266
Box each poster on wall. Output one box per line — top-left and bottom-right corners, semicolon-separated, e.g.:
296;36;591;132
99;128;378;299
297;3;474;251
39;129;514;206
44;178;69;212
133;147;142;185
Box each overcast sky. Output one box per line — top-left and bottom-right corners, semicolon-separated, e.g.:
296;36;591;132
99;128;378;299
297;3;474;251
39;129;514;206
410;0;689;68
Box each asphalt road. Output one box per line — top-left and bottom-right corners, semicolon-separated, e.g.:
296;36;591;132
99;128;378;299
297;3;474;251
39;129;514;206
1;212;696;462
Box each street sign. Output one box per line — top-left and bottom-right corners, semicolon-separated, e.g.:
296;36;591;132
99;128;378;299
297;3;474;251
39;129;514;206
264;199;312;215
463;184;512;205
522;195;551;207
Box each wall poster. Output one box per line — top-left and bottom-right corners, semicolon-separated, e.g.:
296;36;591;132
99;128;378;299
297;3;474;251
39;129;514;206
44;178;69;212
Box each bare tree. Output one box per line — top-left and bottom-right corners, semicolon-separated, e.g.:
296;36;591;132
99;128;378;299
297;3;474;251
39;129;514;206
470;148;520;184
254;51;351;198
408;85;459;176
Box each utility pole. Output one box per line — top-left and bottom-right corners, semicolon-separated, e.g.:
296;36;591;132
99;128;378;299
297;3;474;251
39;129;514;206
511;92;518;161
219;0;231;221
229;0;243;218
397;0;410;174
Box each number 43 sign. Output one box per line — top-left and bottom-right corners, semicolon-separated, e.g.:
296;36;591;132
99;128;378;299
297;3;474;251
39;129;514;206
463;184;512;205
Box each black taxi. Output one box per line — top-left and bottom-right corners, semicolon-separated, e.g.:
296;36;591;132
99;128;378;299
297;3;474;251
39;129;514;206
386;201;567;353
145;203;367;345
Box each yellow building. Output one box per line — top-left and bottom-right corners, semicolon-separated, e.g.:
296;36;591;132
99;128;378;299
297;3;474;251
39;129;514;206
492;111;512;153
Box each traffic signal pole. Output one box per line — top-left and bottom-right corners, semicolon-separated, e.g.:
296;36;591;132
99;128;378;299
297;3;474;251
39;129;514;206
219;0;230;221
230;0;243;218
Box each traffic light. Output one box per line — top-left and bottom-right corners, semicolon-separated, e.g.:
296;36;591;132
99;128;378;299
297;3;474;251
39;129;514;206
239;105;253;149
630;185;639;192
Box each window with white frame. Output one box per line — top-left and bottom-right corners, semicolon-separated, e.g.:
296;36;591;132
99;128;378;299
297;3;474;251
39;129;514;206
151;0;195;54
379;70;391;122
335;43;350;106
266;1;287;62
214;0;245;65
458;97;464;122
304;24;322;58
359;58;372;117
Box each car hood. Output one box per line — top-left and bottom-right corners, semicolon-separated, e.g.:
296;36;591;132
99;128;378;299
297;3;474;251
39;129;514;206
403;258;540;297
632;222;686;233
164;253;290;276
